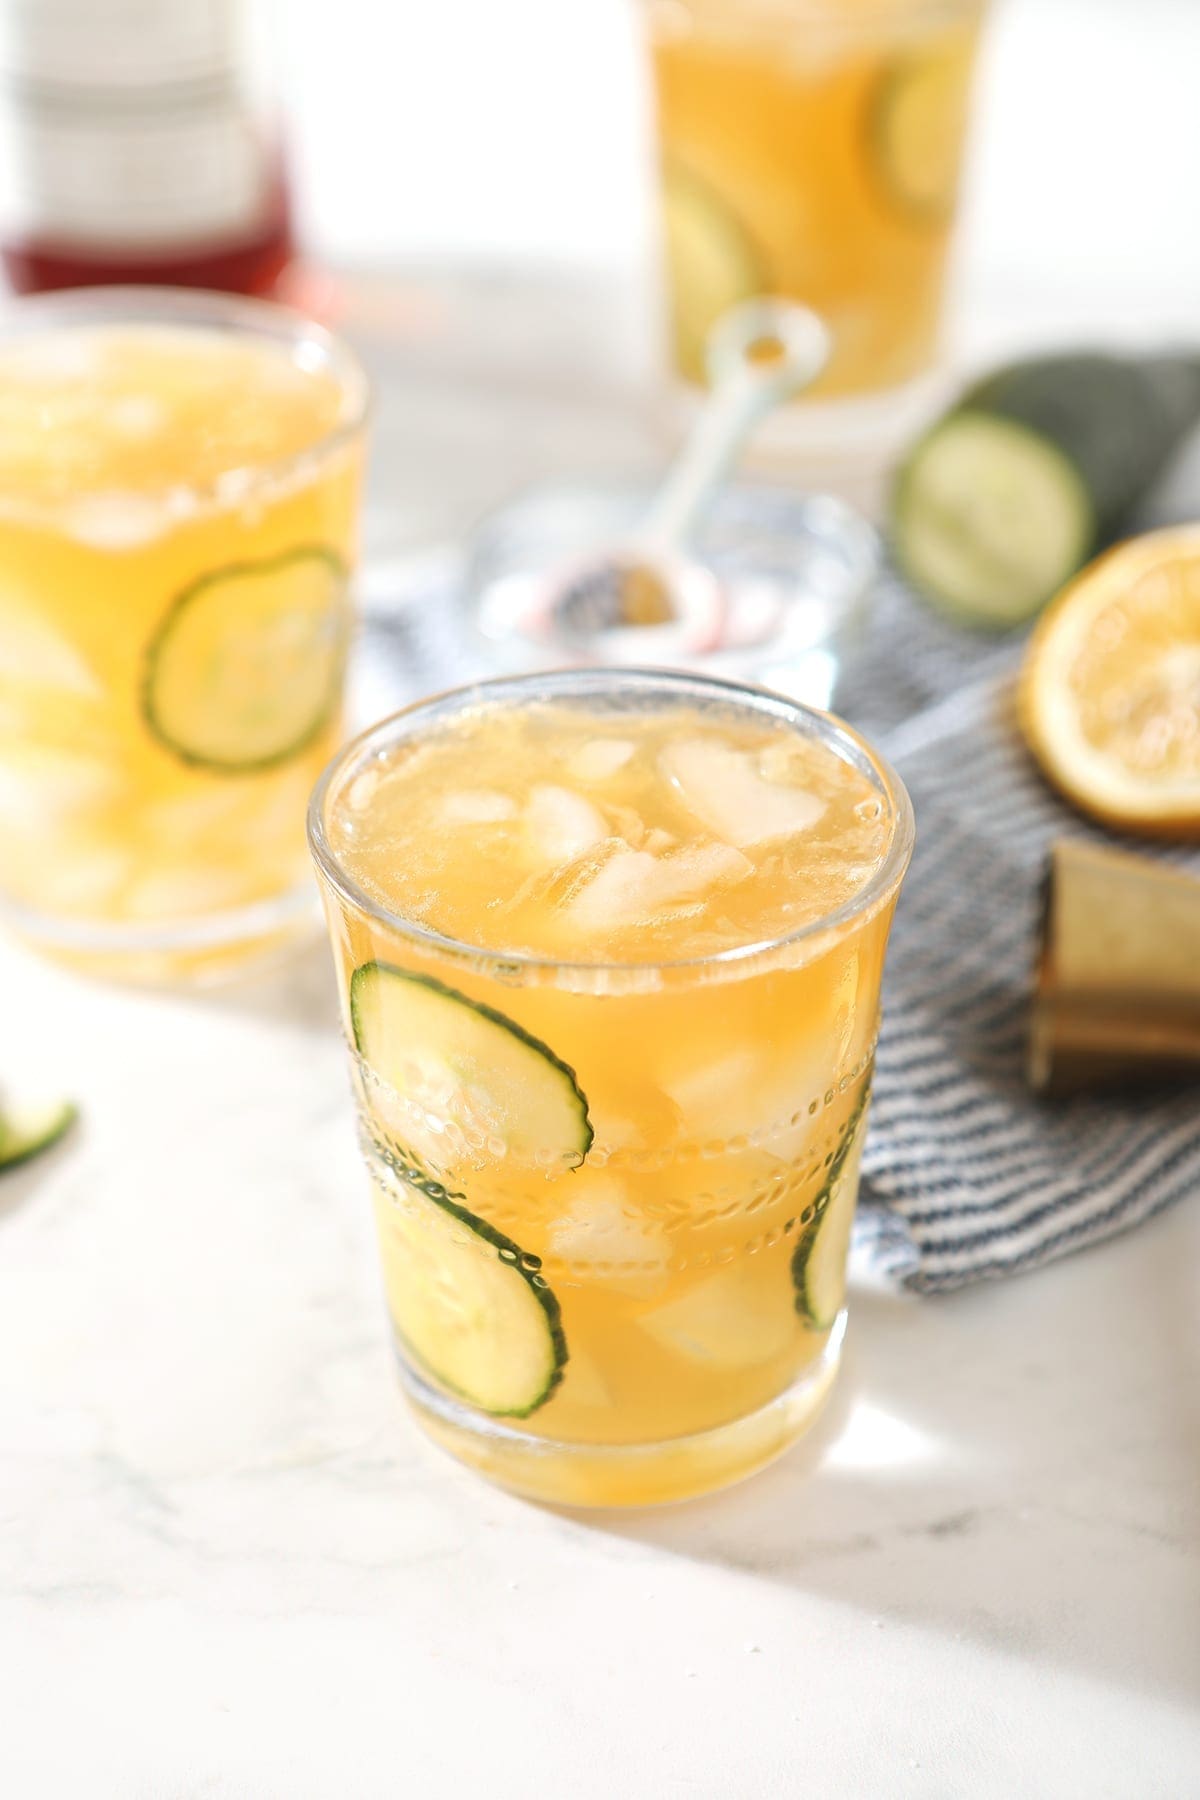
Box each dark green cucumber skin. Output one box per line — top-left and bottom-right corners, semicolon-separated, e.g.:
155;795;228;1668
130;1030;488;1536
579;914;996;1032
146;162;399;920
141;545;348;775
370;1131;569;1418
0;1104;77;1174
958;352;1200;541
791;1081;871;1328
349;961;594;1165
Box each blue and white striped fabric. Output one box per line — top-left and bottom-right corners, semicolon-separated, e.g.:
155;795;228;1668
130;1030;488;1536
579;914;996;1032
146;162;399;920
846;584;1200;1293
360;559;1200;1294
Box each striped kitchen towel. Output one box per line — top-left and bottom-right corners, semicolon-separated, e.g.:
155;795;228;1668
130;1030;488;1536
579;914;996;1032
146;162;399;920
854;660;1200;1293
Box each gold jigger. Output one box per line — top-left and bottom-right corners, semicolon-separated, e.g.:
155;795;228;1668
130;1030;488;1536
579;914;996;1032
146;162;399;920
1030;839;1200;1095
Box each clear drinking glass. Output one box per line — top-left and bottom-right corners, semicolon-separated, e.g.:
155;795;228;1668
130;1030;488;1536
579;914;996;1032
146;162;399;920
643;0;987;403
464;481;880;710
309;670;913;1507
0;287;367;984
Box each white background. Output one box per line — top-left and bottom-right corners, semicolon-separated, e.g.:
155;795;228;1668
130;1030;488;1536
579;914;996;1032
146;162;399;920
284;0;1200;336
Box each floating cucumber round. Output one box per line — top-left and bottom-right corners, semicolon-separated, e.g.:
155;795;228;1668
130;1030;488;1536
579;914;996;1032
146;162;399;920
0;1094;76;1173
660;161;765;385
869;37;974;223
350;962;593;1172
792;1084;870;1331
375;1156;567;1417
142;546;348;772
892;352;1200;627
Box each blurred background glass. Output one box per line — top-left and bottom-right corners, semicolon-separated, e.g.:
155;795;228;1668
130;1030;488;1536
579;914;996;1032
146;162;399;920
642;0;985;401
0;287;366;985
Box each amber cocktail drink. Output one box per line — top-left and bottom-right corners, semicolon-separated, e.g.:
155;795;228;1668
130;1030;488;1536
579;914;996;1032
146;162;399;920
310;671;912;1505
646;0;985;397
0;289;365;982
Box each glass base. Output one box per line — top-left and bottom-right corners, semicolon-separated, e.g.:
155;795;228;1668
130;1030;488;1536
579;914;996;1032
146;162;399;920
397;1312;847;1509
0;880;321;987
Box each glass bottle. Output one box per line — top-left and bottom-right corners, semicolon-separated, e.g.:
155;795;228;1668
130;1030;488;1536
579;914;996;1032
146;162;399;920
0;0;295;295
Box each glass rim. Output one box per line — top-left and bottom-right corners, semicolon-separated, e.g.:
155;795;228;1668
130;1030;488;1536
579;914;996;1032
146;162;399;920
0;284;370;508
308;668;915;979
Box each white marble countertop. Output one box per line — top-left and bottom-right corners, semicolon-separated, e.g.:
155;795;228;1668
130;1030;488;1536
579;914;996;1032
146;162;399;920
4;255;1200;1793
2;927;1198;1799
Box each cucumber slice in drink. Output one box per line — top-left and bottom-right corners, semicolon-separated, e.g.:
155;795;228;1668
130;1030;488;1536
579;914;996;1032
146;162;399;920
351;963;593;1171
892;353;1200;627
0;1094;76;1173
870;37;974;222
142;546;347;772
792;1085;870;1331
376;1157;567;1417
661;162;765;384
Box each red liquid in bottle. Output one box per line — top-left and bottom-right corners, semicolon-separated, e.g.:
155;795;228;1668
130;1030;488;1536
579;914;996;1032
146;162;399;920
3;173;295;298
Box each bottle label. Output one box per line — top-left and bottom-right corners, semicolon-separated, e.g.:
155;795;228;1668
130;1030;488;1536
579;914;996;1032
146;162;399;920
0;0;276;249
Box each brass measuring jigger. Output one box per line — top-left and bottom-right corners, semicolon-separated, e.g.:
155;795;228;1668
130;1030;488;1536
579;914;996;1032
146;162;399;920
1030;839;1200;1096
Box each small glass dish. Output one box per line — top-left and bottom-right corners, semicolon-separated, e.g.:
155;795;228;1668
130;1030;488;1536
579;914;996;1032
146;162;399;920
462;480;879;710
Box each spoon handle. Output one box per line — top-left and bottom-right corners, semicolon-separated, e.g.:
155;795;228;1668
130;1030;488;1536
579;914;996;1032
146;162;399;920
638;300;830;552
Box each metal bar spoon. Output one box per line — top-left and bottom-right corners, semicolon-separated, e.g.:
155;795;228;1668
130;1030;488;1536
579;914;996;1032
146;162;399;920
542;299;831;661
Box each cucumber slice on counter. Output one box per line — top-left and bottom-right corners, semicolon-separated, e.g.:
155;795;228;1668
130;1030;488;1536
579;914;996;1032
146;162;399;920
376;1156;567;1417
792;1085;870;1331
0;1094;76;1173
351;963;593;1170
142;546;347;772
869;38;974;222
661;162;765;385
892;353;1200;627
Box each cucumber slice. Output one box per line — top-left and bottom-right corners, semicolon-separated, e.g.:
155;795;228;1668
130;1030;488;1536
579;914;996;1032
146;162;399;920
661;162;764;385
351;963;593;1172
893;352;1200;627
142;546;348;772
792;1085;870;1331
893;413;1095;627
375;1156;567;1417
0;1094;76;1172
869;36;974;223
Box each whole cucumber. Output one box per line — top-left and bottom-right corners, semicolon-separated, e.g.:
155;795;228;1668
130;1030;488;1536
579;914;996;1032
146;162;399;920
892;350;1200;627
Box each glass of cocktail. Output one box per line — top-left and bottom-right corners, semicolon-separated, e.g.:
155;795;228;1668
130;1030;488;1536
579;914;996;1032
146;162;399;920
0;288;367;984
309;670;913;1506
643;0;986;403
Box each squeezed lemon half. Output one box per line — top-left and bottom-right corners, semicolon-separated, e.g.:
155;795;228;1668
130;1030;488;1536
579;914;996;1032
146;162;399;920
1018;526;1200;837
